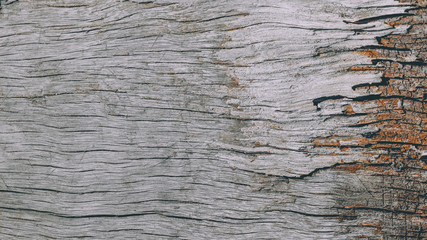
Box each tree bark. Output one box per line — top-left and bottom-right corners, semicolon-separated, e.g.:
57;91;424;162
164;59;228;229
0;0;425;239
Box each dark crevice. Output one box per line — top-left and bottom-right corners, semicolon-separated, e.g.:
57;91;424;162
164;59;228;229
371;58;427;66
358;45;413;52
263;209;340;218
313;95;346;110
237;161;368;180
337;206;418;215
344;13;414;24
352;77;390;90
0;206;159;219
0;0;18;9
315;94;424;110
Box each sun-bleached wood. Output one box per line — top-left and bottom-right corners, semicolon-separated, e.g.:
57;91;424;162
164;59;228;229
0;0;422;239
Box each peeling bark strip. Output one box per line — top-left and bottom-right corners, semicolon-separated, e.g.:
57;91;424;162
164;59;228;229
313;0;426;238
0;0;424;239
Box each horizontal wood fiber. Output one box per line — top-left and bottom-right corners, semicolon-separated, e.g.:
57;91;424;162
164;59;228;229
0;0;424;239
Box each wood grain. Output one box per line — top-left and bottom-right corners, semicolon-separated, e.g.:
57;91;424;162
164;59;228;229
0;0;424;239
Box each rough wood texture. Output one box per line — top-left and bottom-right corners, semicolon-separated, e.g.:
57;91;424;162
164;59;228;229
0;0;425;239
317;0;426;238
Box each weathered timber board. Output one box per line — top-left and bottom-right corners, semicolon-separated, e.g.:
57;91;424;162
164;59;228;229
0;0;425;239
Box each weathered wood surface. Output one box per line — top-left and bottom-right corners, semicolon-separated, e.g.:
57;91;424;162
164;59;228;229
0;0;425;239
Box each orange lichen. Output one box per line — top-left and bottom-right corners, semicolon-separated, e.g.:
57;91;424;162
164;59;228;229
360;222;382;232
348;65;381;72
225;26;244;31
341;147;350;152
356;49;382;58
344;204;366;208
386;16;413;27
335;163;365;173
343;105;356;115
227;76;244;89
335;163;388;173
313;136;341;146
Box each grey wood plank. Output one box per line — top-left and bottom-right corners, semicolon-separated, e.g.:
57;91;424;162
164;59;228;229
0;0;423;239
